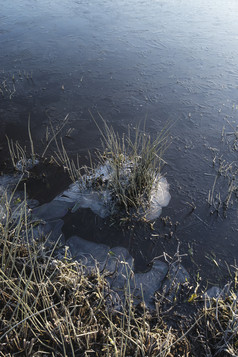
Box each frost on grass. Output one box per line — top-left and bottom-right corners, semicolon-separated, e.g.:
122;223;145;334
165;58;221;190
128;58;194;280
0;174;39;222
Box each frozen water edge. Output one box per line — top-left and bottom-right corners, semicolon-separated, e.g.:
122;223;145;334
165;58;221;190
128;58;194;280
56;183;111;218
146;176;171;220
56;162;171;221
66;235;169;309
0;172;190;310
65;235;190;309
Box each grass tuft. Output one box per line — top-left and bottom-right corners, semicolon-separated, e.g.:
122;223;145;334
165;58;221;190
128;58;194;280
95;118;169;214
56;117;170;219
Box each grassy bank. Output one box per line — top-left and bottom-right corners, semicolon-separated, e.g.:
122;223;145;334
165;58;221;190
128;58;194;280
0;189;237;356
0;192;183;356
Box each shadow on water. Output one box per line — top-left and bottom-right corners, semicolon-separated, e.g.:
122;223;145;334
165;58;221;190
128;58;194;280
62;207;180;273
1;0;238;284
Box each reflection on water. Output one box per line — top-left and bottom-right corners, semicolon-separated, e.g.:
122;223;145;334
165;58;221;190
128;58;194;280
1;0;238;279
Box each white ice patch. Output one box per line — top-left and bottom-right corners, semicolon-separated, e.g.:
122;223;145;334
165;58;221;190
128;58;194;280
16;158;39;172
57;183;111;218
93;161;112;182
57;161;171;221
146;176;171;220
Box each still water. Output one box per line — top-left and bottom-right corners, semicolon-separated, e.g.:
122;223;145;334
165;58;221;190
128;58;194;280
1;0;238;282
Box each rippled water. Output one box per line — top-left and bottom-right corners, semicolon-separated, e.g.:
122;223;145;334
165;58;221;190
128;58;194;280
1;0;238;280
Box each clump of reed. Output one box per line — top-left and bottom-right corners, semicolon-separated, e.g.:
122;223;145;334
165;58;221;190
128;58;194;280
1;184;238;356
7;114;169;218
55;117;170;217
96;119;169;214
6;114;70;174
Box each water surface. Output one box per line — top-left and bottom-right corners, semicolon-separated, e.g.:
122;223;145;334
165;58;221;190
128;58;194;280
1;0;238;282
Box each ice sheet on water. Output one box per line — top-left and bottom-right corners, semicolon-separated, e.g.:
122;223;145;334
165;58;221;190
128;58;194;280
57;162;171;220
32;200;74;221
56;183;111;218
15;158;39;172
66;235;171;308
93;161;112;181
145;176;171;220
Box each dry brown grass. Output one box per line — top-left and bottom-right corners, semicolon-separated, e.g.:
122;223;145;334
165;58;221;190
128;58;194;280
1;190;236;356
0;193;186;356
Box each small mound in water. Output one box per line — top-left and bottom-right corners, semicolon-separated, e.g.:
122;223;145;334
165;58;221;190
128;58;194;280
55;120;171;219
57;160;171;220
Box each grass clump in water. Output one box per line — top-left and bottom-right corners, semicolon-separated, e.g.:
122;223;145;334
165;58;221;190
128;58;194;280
96;119;169;215
58;117;170;219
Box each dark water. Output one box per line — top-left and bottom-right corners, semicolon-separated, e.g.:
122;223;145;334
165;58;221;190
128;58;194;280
1;0;238;283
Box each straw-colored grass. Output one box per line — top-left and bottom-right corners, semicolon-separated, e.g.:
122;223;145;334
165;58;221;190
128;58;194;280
1;184;237;356
0;191;184;356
